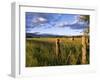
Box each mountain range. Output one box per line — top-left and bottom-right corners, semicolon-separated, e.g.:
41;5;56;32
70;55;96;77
26;33;82;38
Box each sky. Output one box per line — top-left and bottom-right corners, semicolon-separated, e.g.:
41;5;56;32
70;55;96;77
26;12;89;36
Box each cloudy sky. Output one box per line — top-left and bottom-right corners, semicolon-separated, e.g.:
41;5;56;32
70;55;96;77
26;12;89;36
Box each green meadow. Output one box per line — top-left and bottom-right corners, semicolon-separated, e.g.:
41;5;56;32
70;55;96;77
26;37;89;67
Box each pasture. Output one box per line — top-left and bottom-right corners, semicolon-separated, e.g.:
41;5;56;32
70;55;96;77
26;37;89;67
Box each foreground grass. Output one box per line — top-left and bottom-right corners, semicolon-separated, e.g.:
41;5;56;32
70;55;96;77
26;37;89;67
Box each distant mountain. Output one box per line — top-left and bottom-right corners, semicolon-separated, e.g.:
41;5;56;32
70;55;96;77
26;33;65;38
26;33;82;38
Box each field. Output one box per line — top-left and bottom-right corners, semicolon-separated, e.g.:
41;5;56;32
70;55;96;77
26;37;89;67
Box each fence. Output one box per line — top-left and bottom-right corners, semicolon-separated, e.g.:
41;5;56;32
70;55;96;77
55;35;88;64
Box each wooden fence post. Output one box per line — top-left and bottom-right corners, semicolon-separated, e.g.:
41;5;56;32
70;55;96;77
56;38;62;64
56;39;60;56
82;35;87;64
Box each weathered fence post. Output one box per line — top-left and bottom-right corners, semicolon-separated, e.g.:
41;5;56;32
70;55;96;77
56;38;62;64
56;38;60;56
82;34;87;64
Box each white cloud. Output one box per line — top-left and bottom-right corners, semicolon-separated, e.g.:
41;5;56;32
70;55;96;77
71;15;79;24
55;21;68;27
38;17;47;22
54;15;79;28
32;17;47;24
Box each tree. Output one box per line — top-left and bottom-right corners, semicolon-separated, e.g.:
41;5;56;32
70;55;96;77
79;15;89;35
79;15;90;64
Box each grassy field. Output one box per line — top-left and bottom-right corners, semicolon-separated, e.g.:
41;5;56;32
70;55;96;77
26;37;89;67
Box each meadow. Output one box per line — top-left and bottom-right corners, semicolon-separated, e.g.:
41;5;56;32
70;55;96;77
26;37;89;67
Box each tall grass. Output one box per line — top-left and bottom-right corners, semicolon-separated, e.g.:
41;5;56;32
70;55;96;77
26;38;89;67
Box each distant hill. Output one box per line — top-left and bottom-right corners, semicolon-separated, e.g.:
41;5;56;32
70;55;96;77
26;33;83;38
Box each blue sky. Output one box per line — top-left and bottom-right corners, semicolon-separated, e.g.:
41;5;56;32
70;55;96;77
26;12;89;36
